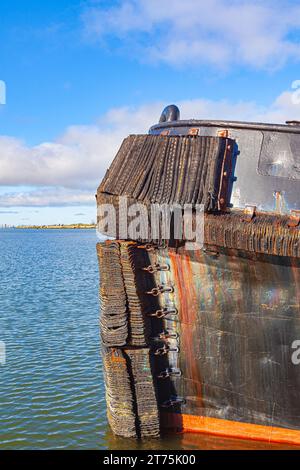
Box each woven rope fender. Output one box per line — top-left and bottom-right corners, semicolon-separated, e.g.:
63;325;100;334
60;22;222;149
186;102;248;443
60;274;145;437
98;134;236;211
97;241;160;438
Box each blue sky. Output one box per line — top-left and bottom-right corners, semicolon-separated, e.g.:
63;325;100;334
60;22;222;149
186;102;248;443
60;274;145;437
1;0;300;225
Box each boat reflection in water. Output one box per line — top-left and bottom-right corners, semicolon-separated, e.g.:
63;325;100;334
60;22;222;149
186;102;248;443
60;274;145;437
105;428;300;451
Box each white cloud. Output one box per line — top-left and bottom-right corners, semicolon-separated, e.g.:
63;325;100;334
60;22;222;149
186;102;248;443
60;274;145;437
1;89;300;207
0;188;94;207
0;210;18;214
0;102;164;191
177;91;300;124
82;0;300;69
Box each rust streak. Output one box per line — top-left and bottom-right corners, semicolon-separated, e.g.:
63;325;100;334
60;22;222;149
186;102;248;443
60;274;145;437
169;251;203;405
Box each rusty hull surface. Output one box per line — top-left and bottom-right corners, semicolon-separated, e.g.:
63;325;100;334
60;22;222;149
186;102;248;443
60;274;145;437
150;246;300;431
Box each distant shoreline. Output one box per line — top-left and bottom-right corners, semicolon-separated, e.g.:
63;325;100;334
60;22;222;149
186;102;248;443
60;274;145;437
16;224;97;230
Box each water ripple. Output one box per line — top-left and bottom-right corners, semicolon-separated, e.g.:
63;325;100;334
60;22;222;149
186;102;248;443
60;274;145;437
0;229;106;449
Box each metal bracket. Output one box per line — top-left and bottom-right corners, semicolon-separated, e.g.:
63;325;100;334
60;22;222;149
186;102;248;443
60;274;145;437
217;129;229;138
146;285;174;296
188;128;199;136
157;368;182;379
142;263;170;274
203;246;220;257
154;345;179;356
288;210;300;228
151;331;179;341
242;204;257;222
137;244;157;252
161;396;186;408
218;140;235;212
148;307;178;319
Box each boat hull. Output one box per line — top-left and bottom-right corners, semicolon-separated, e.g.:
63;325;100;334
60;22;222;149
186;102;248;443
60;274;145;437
97;240;300;444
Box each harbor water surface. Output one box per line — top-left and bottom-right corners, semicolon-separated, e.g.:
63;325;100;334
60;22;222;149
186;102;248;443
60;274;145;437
0;229;298;450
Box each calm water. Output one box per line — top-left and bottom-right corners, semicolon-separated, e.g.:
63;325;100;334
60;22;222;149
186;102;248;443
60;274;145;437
0;229;297;450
